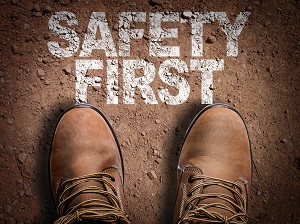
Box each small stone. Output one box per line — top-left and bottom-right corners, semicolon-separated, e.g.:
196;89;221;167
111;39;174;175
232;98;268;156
113;23;118;31
280;138;287;143
153;149;160;156
33;12;43;17
25;189;32;197
206;35;216;44
155;119;160;124
75;27;82;34
141;132;146;136
37;68;45;80
42;58;49;64
44;5;52;13
209;84;215;90
59;0;70;6
256;191;261;195
143;34;150;40
7;118;14;125
182;11;193;19
149;0;165;6
267;67;274;73
31;4;40;12
147;170;157;179
44;79;51;85
18;152;27;164
246;5;253;11
62;65;71;75
113;86;119;91
19;190;25;197
92;86;101;91
25;36;33;42
11;44;18;54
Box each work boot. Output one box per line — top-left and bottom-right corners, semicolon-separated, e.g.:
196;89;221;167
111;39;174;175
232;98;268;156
174;104;252;223
50;104;131;224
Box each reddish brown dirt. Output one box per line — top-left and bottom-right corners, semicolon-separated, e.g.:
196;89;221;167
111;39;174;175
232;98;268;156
0;0;299;223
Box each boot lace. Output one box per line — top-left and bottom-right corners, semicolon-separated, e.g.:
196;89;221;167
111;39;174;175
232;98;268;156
178;175;248;224
54;172;131;224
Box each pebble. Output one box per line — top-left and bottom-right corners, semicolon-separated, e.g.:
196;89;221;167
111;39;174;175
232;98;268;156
31;4;40;12
44;5;52;13
19;190;25;197
59;0;70;6
155;119;160;124
147;170;157;180
33;12;43;17
7;118;14;125
44;79;50;85
209;84;216;90
37;68;45;80
143;34;150;40
182;11;193;19
280;138;287;143
149;0;165;5
141;132;146;136
113;23;118;31
62;65;71;75
267;66;274;73
18;152;27;164
206;35;216;44
11;44;19;54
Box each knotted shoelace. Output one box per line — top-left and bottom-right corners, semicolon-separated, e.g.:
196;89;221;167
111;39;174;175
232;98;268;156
178;175;248;224
54;172;131;224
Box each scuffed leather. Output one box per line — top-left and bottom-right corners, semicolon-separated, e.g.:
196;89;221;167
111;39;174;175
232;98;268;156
174;107;251;223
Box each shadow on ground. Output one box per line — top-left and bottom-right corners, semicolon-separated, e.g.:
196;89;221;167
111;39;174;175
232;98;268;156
35;101;74;224
158;101;207;223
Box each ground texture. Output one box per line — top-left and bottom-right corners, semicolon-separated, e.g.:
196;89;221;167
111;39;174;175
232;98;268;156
0;0;299;223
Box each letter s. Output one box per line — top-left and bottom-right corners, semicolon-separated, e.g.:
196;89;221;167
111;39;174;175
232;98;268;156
48;11;80;58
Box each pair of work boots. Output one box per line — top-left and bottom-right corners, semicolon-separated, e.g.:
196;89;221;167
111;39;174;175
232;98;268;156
50;103;252;224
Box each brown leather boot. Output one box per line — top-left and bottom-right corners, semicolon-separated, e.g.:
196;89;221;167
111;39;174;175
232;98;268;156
50;104;131;224
174;104;252;224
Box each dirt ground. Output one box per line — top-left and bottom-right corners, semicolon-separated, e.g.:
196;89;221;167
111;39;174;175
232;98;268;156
0;0;299;223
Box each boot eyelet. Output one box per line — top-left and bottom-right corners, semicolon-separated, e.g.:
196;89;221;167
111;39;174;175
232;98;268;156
111;177;115;182
188;176;193;183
